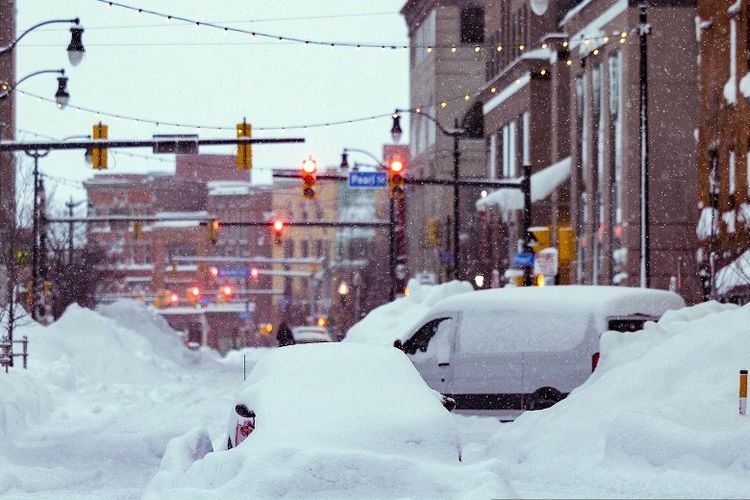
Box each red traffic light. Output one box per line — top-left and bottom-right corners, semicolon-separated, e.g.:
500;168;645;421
301;156;318;174
273;219;285;232
222;285;233;296
189;286;200;297
389;159;404;173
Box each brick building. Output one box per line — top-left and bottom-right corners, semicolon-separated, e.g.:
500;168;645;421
697;0;750;302
472;0;700;303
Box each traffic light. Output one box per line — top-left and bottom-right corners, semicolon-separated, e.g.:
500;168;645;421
132;220;143;240
187;286;201;305
208;219;220;245
301;156;318;199
272;219;285;245
169;292;179;306
388;157;405;199
426;218;440;248
236;119;252;170
528;226;551;253
220;285;233;302
92;122;108;170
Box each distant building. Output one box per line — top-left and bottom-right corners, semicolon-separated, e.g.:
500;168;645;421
0;0;16;306
84;155;275;352
697;0;750;302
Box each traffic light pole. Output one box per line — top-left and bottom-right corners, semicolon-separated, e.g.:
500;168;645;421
389;197;396;301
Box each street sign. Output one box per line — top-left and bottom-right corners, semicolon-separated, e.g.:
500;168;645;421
414;272;437;285
217;268;248;278
513;252;535;267
534;247;559;276
347;171;388;189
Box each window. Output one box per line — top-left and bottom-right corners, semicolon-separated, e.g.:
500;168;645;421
402;318;453;362
730;17;737;102
301;240;309;258
315;239;324;258
460;6;484;44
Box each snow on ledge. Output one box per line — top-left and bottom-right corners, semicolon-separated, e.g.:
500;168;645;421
476;157;571;212
740;73;750;99
696;207;719;241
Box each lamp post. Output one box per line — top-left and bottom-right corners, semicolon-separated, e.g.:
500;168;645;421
0;18;85;65
638;1;651;288
391;110;465;280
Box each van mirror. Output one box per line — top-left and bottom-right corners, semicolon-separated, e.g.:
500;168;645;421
394;339;403;350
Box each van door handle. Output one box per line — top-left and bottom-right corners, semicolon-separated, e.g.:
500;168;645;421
438;362;450;367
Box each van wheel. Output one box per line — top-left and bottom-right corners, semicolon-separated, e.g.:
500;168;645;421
527;388;563;411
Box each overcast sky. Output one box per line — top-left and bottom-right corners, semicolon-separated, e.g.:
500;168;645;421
14;0;409;206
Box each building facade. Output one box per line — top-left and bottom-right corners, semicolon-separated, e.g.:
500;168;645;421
697;0;750;302
401;0;488;282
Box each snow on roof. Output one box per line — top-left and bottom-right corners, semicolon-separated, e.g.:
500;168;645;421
428;285;684;321
476;156;571;213
344;280;474;346
715;249;750;295
207;181;253;197
521;47;552;60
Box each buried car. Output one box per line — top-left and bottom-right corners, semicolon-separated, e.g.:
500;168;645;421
224;342;461;462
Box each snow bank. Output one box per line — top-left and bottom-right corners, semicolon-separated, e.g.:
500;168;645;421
485;300;750;498
343;279;473;346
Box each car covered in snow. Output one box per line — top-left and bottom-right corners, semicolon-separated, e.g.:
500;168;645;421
395;285;685;420
290;325;334;344
224;342;462;462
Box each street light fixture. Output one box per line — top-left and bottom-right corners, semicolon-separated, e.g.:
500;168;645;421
0;18;85;62
390;113;403;144
0;69;69;108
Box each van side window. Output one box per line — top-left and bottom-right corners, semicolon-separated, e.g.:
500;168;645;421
403;318;453;356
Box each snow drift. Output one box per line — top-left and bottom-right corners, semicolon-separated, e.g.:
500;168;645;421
485;300;750;498
344;279;473;345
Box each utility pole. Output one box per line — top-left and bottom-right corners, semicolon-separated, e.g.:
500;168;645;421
452;119;461;281
639;1;651;288
522;162;533;286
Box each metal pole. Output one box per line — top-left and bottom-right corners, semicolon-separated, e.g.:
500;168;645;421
452;120;460;280
389;197;396;301
522;162;533;286
31;153;39;320
67;198;74;265
639;1;651;288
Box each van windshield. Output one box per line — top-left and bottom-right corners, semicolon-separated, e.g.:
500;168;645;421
457;310;592;353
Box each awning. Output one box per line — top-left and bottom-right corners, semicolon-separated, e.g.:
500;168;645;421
476;156;571;212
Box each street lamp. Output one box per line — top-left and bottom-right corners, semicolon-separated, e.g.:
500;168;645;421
0;69;70;109
338;281;349;296
391;109;466;280
1;18;85;65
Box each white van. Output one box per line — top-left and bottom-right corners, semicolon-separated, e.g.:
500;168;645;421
394;286;684;420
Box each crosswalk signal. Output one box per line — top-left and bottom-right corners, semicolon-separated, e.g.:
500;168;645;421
132;220;143;240
388;157;405;200
208;219;220;245
236;119;252;170
272;219;285;245
92;122;108;170
301;156;318;199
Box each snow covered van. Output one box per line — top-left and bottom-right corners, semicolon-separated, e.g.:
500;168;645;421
394;286;685;420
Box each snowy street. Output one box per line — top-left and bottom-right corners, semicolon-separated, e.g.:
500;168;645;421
2;297;750;499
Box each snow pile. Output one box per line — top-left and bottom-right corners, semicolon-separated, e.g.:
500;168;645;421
147;343;515;499
485;301;750;498
0;302;241;497
715;249;750;295
343;279;473;345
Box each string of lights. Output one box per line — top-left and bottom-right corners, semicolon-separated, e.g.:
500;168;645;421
12;27;634;135
97;0;618;53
